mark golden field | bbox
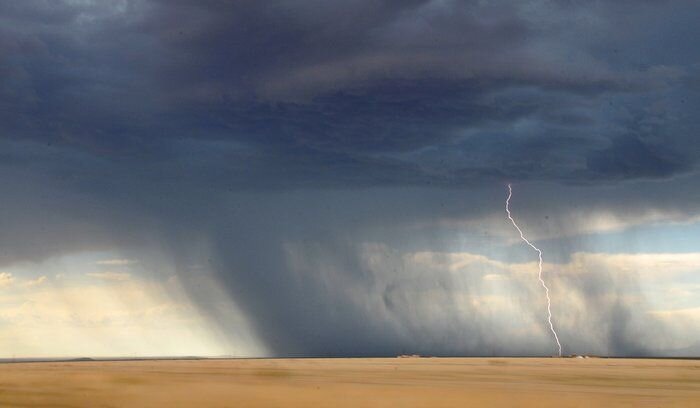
[0,357,698,407]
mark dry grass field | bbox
[0,357,698,407]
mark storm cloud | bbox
[1,0,700,356]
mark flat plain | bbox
[0,357,698,407]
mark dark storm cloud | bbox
[1,0,700,356]
[2,0,699,186]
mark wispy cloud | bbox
[95,259,138,266]
[0,273,14,288]
[649,306,700,318]
[482,273,509,282]
[86,271,131,281]
[23,276,47,287]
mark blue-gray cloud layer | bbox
[1,0,700,356]
[3,0,699,187]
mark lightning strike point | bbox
[505,184,563,357]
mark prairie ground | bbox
[0,357,698,407]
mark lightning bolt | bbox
[505,184,562,357]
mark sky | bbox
[1,0,699,358]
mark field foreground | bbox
[0,357,698,407]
